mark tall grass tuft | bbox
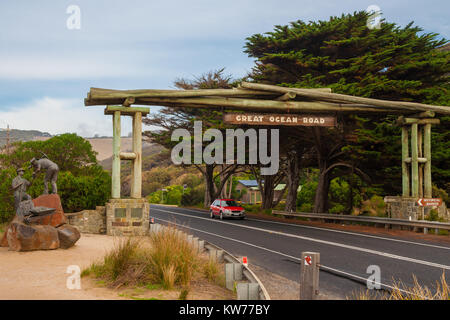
[83,224,224,293]
[350,271,449,300]
[146,225,198,287]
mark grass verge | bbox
[350,271,449,300]
[82,225,227,299]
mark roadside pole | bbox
[300,252,320,300]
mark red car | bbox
[210,199,246,220]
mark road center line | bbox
[155,215,423,297]
[175,206,450,251]
[151,207,450,271]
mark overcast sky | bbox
[0,0,448,137]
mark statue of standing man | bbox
[12,168,32,212]
[30,156,59,195]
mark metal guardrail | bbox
[272,210,450,233]
[204,242,271,300]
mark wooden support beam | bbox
[411,123,419,197]
[275,92,296,101]
[409,111,435,118]
[112,111,121,199]
[418,126,423,198]
[241,82,450,115]
[130,112,142,199]
[424,123,432,198]
[123,96,135,107]
[136,97,401,113]
[120,152,136,160]
[105,105,150,116]
[403,118,440,125]
[402,127,410,197]
[403,157,427,164]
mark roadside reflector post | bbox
[300,252,320,300]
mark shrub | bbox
[351,271,449,300]
[83,226,226,293]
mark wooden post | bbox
[130,112,142,199]
[401,127,410,197]
[411,123,419,197]
[424,123,432,198]
[418,126,423,198]
[112,111,121,199]
[300,252,320,300]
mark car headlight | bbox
[224,209,231,214]
[241,210,245,214]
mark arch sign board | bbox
[224,113,336,127]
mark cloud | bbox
[0,97,125,137]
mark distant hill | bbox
[0,128,52,147]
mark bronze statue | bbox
[11,168,32,211]
[30,156,59,195]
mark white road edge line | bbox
[172,206,450,251]
[152,207,450,271]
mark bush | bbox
[57,166,111,212]
[0,134,110,221]
[181,185,204,206]
[83,226,222,291]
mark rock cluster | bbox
[0,194,80,251]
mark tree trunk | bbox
[285,152,300,212]
[260,174,275,210]
[313,170,330,213]
[203,165,216,208]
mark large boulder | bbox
[32,194,67,227]
[1,194,81,250]
[6,222,60,251]
[56,224,81,249]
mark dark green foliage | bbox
[0,133,110,222]
[180,186,204,206]
[245,11,449,101]
[245,11,450,208]
[57,167,111,213]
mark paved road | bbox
[150,204,450,299]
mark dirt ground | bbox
[0,234,236,300]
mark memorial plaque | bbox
[114,208,126,218]
[131,208,143,218]
[223,113,336,126]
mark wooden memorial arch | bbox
[85,82,449,229]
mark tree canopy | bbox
[244,11,450,206]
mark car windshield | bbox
[222,200,238,207]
